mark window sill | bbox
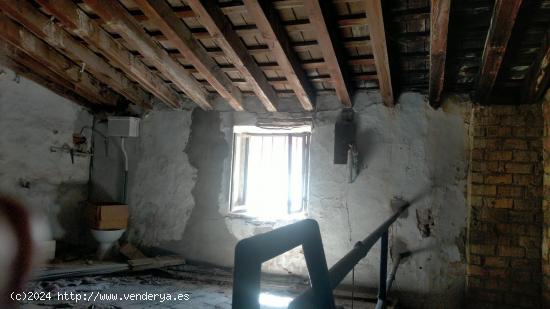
[225,212,306,224]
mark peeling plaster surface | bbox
[170,92,472,308]
[89,91,471,307]
[0,68,92,243]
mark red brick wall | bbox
[467,105,543,308]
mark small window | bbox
[230,125,311,219]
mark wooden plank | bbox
[522,27,550,103]
[0,13,118,106]
[36,0,183,109]
[365,0,394,106]
[243,0,315,110]
[186,0,278,112]
[476,0,523,102]
[0,0,151,109]
[135,0,243,111]
[304,0,353,107]
[0,43,95,108]
[83,0,212,110]
[428,0,451,107]
[128,256,186,271]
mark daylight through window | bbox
[230,126,311,219]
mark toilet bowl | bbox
[90,229,125,260]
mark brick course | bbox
[467,105,543,308]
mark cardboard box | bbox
[87,203,129,230]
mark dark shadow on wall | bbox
[178,109,238,261]
[55,181,90,245]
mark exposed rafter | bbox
[365,0,394,107]
[304,0,353,107]
[0,13,118,106]
[83,0,212,110]
[522,27,550,103]
[0,42,95,108]
[36,0,183,109]
[243,0,315,110]
[135,0,244,111]
[428,0,451,107]
[186,0,278,112]
[0,0,152,109]
[476,0,523,102]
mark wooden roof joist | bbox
[162,38,372,57]
[304,0,354,107]
[428,0,451,107]
[186,0,278,112]
[36,0,184,109]
[365,0,394,106]
[177,55,375,75]
[243,0,316,111]
[196,72,377,87]
[0,13,119,106]
[82,0,212,110]
[0,43,96,108]
[135,0,244,111]
[128,11,367,31]
[522,27,550,103]
[0,0,152,109]
[476,0,523,102]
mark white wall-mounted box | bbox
[107,116,140,137]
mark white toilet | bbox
[90,229,125,260]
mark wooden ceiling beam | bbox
[186,0,279,112]
[36,0,183,109]
[522,27,550,103]
[476,0,523,102]
[365,0,394,106]
[0,13,118,106]
[0,0,151,109]
[0,43,95,108]
[428,0,451,107]
[304,0,353,107]
[83,0,212,110]
[130,11,365,30]
[166,55,374,74]
[243,0,315,110]
[135,0,243,111]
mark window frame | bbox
[229,126,311,218]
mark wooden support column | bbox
[476,0,523,102]
[243,0,315,110]
[0,0,152,109]
[135,0,244,111]
[365,0,394,107]
[36,0,184,109]
[428,0,451,107]
[304,0,353,107]
[186,0,279,112]
[83,0,212,110]
[0,13,118,106]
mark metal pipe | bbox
[289,201,411,308]
[375,231,388,309]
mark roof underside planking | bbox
[0,0,548,112]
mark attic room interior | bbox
[0,0,550,308]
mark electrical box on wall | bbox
[334,109,355,164]
[107,116,140,137]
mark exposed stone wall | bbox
[467,105,543,308]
